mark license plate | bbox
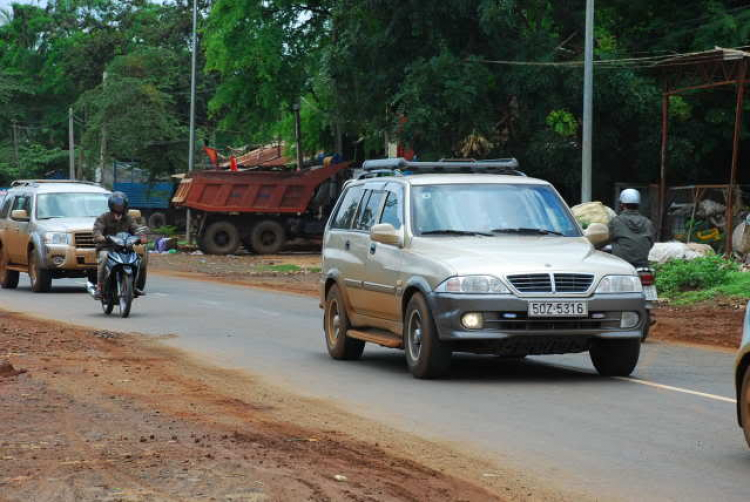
[528,301,588,318]
[643,285,658,301]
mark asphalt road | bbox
[1,274,748,501]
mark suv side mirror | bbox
[128,209,142,220]
[585,222,609,247]
[11,209,29,221]
[371,223,402,246]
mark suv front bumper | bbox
[43,244,97,270]
[427,292,646,343]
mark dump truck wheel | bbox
[250,220,286,255]
[148,211,168,229]
[202,221,240,255]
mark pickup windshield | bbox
[36,193,110,219]
[411,183,580,237]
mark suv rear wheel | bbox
[324,285,365,360]
[28,251,52,293]
[589,338,640,376]
[404,293,452,379]
[740,367,750,448]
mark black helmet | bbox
[108,191,129,215]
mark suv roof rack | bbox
[356,169,405,180]
[361,157,524,176]
[10,179,102,188]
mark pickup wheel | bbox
[324,285,365,360]
[589,338,640,376]
[201,221,240,255]
[404,293,452,379]
[28,251,52,293]
[740,367,750,449]
[0,249,19,289]
[249,220,286,255]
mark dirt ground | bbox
[0,312,577,502]
[149,253,746,350]
[149,252,321,297]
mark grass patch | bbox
[256,264,303,273]
[656,256,750,305]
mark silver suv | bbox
[0,180,146,292]
[320,159,646,379]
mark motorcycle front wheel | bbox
[118,272,134,319]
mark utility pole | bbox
[99,72,108,182]
[11,119,19,174]
[186,0,199,244]
[581,0,594,203]
[69,107,75,180]
[293,101,303,171]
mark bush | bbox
[655,256,739,297]
[152,225,179,236]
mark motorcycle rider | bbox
[92,192,147,299]
[609,188,655,267]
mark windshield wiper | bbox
[491,227,564,236]
[421,229,493,237]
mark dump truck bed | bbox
[172,162,351,214]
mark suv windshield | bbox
[36,193,110,220]
[412,183,580,237]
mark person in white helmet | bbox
[609,189,655,267]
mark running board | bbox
[347,329,403,348]
[6,265,26,272]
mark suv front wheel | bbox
[0,248,19,289]
[324,285,365,360]
[589,338,640,376]
[404,293,452,379]
[28,251,52,293]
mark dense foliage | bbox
[0,0,748,202]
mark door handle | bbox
[344,240,350,250]
[370,243,377,255]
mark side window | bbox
[380,190,403,230]
[355,190,385,231]
[0,196,12,219]
[331,187,364,230]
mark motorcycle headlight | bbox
[44,232,70,245]
[435,276,511,294]
[596,275,643,294]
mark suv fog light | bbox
[621,312,640,329]
[52,256,65,266]
[461,312,484,330]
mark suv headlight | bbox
[596,275,643,294]
[436,276,510,294]
[44,232,70,245]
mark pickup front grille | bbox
[506,273,594,294]
[74,232,96,249]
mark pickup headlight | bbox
[436,276,510,294]
[596,275,643,294]
[44,232,70,245]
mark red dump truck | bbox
[172,161,352,254]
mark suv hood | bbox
[36,217,97,233]
[410,236,635,277]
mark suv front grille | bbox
[553,273,594,293]
[74,232,96,249]
[507,274,552,293]
[506,273,594,294]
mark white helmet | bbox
[619,188,641,205]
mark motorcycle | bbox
[86,232,143,318]
[636,266,658,341]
